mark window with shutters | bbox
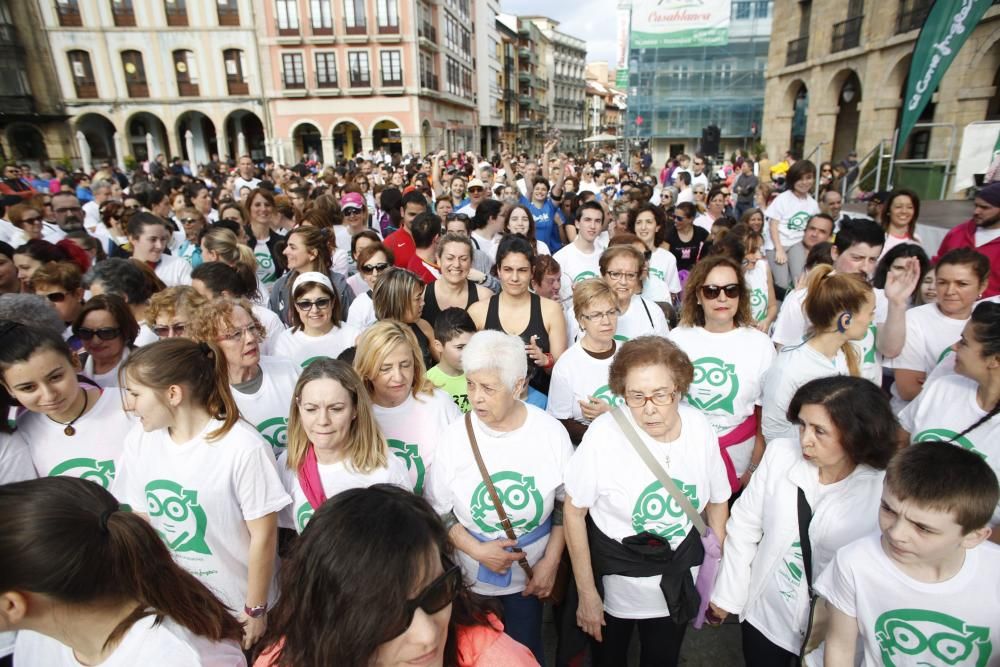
[224,49,248,94]
[111,0,135,26]
[315,52,338,88]
[282,52,305,88]
[276,0,300,34]
[348,51,370,87]
[67,50,96,98]
[173,49,199,96]
[164,0,187,26]
[121,50,148,97]
[310,0,332,34]
[380,50,401,86]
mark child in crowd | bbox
[818,443,1000,666]
[426,307,475,413]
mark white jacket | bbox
[711,438,884,653]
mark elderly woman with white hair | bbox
[425,329,574,664]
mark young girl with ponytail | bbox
[5,477,246,665]
[899,301,1000,530]
[113,338,291,649]
[761,265,878,442]
[199,226,262,301]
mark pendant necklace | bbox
[49,389,89,436]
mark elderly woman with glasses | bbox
[146,285,206,340]
[598,243,669,341]
[426,330,574,664]
[562,336,731,667]
[272,272,358,369]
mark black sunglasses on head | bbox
[383,565,462,640]
[76,327,121,341]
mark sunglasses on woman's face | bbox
[385,565,462,640]
[76,327,121,341]
[295,297,332,311]
[42,292,67,303]
[700,283,740,300]
[360,262,390,274]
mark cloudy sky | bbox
[499,0,619,65]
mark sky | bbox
[498,0,619,65]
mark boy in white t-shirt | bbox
[553,201,605,304]
[818,443,1000,667]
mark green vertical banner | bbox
[897,0,991,154]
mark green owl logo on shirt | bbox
[864,324,878,365]
[145,480,211,555]
[631,478,700,541]
[687,357,740,414]
[787,211,811,232]
[388,438,426,494]
[255,252,276,283]
[49,458,116,489]
[470,471,544,534]
[296,501,314,533]
[592,385,624,408]
[913,429,984,459]
[648,267,665,281]
[574,270,597,283]
[750,288,767,321]
[875,609,992,667]
[257,417,288,451]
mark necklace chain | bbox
[47,389,90,436]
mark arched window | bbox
[121,50,148,98]
[223,49,248,95]
[67,50,97,98]
[172,49,199,96]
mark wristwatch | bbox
[244,604,267,618]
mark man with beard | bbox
[934,181,1000,297]
[50,192,85,234]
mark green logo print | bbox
[648,267,665,281]
[913,429,984,459]
[145,480,211,555]
[255,252,277,283]
[573,270,597,283]
[296,501,314,533]
[631,478,700,540]
[864,324,878,365]
[750,288,767,321]
[613,333,631,342]
[787,211,811,232]
[257,417,288,451]
[388,438,426,494]
[48,458,116,489]
[938,346,954,363]
[300,355,331,369]
[687,357,739,414]
[777,540,805,601]
[875,609,993,667]
[470,471,544,534]
[592,384,624,408]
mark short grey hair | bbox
[462,330,527,391]
[0,294,66,337]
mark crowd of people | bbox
[0,143,998,667]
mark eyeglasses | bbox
[360,262,390,275]
[179,217,202,225]
[468,187,484,193]
[700,283,740,300]
[343,207,364,215]
[606,270,638,282]
[76,327,121,341]
[295,297,332,311]
[446,213,470,221]
[124,204,140,211]
[580,308,620,322]
[218,324,261,342]
[41,292,67,303]
[152,323,187,338]
[19,216,42,224]
[624,389,676,408]
[385,565,462,640]
[54,206,82,214]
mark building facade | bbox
[515,17,549,156]
[762,0,1000,186]
[527,17,587,151]
[624,0,772,161]
[38,0,268,167]
[475,0,502,156]
[496,14,520,151]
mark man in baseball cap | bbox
[933,181,1000,297]
[455,178,488,217]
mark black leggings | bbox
[741,621,798,667]
[593,612,687,667]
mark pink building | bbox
[259,0,479,162]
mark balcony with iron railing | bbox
[345,19,367,35]
[786,36,808,66]
[377,20,399,34]
[57,3,82,26]
[112,4,136,26]
[165,4,188,26]
[895,0,932,33]
[831,15,862,52]
[418,21,437,42]
[420,72,438,90]
[227,79,249,95]
[217,5,240,26]
[282,75,305,90]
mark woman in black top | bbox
[666,201,709,285]
[468,235,566,408]
[373,266,437,371]
[421,232,492,327]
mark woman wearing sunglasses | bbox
[7,203,44,246]
[422,233,492,329]
[268,225,353,326]
[146,286,206,340]
[346,241,394,331]
[30,261,85,344]
[272,272,357,369]
[72,293,139,388]
[174,207,206,268]
[0,322,133,491]
[668,257,775,493]
[256,484,537,667]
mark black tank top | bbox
[422,280,480,327]
[409,322,435,371]
[484,292,550,394]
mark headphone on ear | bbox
[836,312,853,333]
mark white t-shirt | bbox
[134,323,159,348]
[12,390,133,491]
[761,341,877,442]
[0,432,35,485]
[642,248,682,303]
[693,213,715,234]
[233,176,261,198]
[898,374,1000,525]
[547,341,620,423]
[271,324,359,369]
[553,242,602,304]
[83,348,129,389]
[277,449,411,533]
[372,389,461,495]
[425,405,573,596]
[744,261,772,324]
[887,303,968,413]
[564,405,730,619]
[975,226,1000,246]
[113,419,291,611]
[231,357,299,457]
[332,247,350,276]
[346,290,376,330]
[253,304,285,357]
[764,190,819,249]
[816,533,1000,667]
[14,616,246,667]
[154,253,193,287]
[616,295,670,341]
[669,326,775,474]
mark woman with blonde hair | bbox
[200,226,260,298]
[373,267,437,370]
[146,286,207,339]
[278,358,410,533]
[354,320,459,494]
[761,266,879,441]
[114,338,291,649]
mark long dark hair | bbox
[952,301,1000,442]
[259,485,497,667]
[0,477,243,649]
[872,242,930,293]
